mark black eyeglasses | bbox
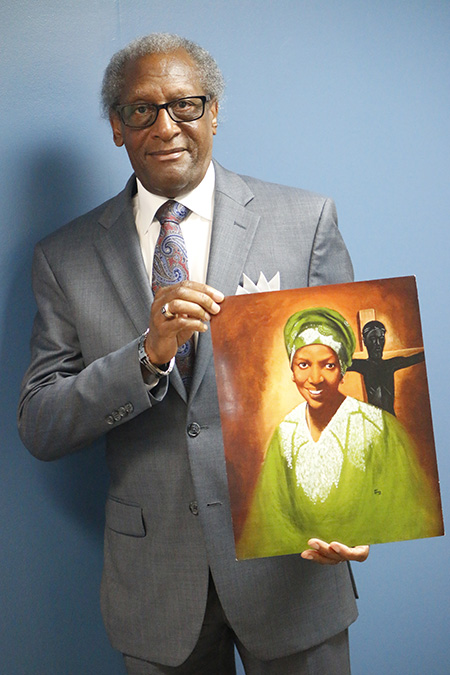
[115,95,212,129]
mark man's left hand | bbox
[301,539,370,565]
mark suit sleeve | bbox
[308,198,354,286]
[17,242,163,461]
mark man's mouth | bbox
[149,148,186,159]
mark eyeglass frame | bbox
[115,95,212,129]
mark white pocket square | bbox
[235,272,280,295]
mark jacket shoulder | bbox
[240,172,329,204]
[213,160,331,208]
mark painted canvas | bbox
[211,276,444,559]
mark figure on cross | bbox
[348,319,424,415]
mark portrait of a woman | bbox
[237,307,441,559]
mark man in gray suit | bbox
[18,34,368,674]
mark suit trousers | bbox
[123,573,351,675]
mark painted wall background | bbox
[1,1,448,673]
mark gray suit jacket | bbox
[18,161,357,666]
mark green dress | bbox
[237,397,441,559]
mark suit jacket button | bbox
[105,415,114,426]
[189,501,199,515]
[187,422,201,437]
[125,402,134,413]
[112,410,121,422]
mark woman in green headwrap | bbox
[237,307,441,559]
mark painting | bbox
[211,276,444,559]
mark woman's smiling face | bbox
[291,344,343,409]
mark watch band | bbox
[138,329,175,378]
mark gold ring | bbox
[161,303,175,319]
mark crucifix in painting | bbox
[348,308,425,416]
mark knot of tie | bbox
[152,200,191,291]
[155,199,191,226]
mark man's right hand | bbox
[144,281,224,366]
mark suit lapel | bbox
[94,177,152,336]
[190,162,260,400]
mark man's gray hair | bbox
[101,33,225,118]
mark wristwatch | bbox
[138,329,175,378]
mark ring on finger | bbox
[161,303,175,319]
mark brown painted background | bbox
[211,276,442,540]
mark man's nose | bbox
[151,108,181,139]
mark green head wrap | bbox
[284,307,356,375]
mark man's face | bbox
[109,49,218,198]
[364,328,385,359]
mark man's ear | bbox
[109,113,124,147]
[211,100,219,136]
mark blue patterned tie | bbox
[152,200,195,390]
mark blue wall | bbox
[2,2,449,673]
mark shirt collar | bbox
[134,161,215,234]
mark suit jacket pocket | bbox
[106,496,146,537]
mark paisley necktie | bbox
[152,200,195,390]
